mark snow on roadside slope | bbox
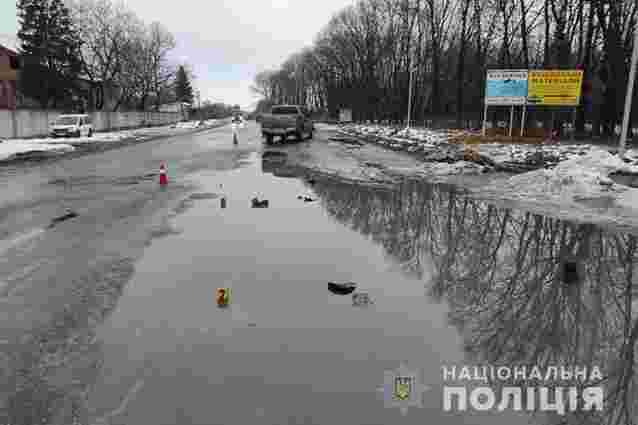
[0,140,74,161]
[0,120,229,161]
[424,161,486,177]
[491,148,638,203]
[6,128,153,145]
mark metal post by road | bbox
[482,103,488,136]
[619,25,638,154]
[508,105,514,137]
[407,67,416,129]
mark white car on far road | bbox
[50,114,94,138]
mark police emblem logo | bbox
[377,363,430,415]
[394,376,413,401]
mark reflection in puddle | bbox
[6,152,637,425]
[306,176,637,425]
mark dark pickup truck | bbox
[260,105,314,144]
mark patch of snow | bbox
[176,120,203,129]
[0,141,74,161]
[202,119,220,126]
[496,148,638,202]
[615,188,638,210]
[427,161,485,176]
[7,129,145,145]
[315,123,340,131]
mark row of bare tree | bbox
[65,0,186,111]
[253,0,638,134]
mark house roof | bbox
[0,34,19,55]
[0,43,17,58]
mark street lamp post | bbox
[619,25,638,155]
[407,66,417,129]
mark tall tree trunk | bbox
[543,0,552,132]
[519,0,530,68]
[456,0,470,127]
[576,0,595,134]
[544,0,551,66]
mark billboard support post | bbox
[482,103,488,136]
[520,105,527,137]
[509,105,514,137]
[619,24,638,154]
[571,107,577,142]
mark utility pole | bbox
[619,23,638,154]
[295,58,299,104]
[43,0,50,111]
[407,66,417,129]
[196,90,201,120]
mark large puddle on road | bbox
[6,149,635,425]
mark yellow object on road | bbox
[217,287,231,307]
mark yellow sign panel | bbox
[527,70,583,106]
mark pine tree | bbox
[17,0,82,109]
[174,65,194,104]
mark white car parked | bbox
[50,114,94,138]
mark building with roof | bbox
[0,43,18,109]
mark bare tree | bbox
[68,0,141,110]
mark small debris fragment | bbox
[561,261,580,285]
[47,209,78,228]
[189,192,219,200]
[251,198,269,208]
[352,292,372,307]
[303,197,315,202]
[364,162,383,168]
[328,281,357,295]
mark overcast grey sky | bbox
[1,0,354,110]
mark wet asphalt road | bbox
[0,122,634,425]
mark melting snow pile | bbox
[0,140,74,161]
[498,148,638,201]
[340,124,449,148]
[8,130,140,145]
[176,120,202,129]
[427,161,485,176]
[202,119,220,126]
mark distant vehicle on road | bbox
[260,105,314,144]
[50,114,93,138]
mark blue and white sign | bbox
[485,70,528,105]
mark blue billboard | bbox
[485,70,528,105]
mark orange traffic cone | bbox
[159,162,168,186]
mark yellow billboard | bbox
[527,70,583,106]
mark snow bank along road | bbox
[0,119,228,164]
[288,123,638,232]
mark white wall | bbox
[0,110,183,139]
